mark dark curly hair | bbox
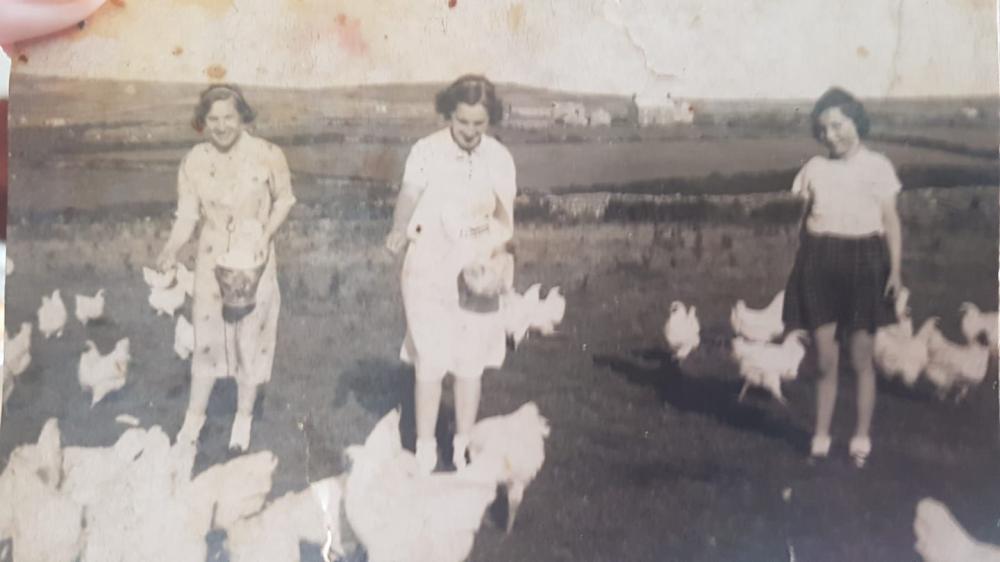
[811,87,870,140]
[434,75,504,125]
[191,84,257,133]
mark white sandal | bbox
[810,434,831,460]
[849,436,871,468]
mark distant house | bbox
[631,93,695,126]
[588,108,613,127]
[505,103,551,129]
[959,106,980,120]
[551,101,588,126]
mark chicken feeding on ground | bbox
[75,289,106,326]
[532,286,566,336]
[142,266,175,290]
[467,402,550,533]
[148,282,186,318]
[502,284,541,348]
[3,322,33,403]
[174,315,195,360]
[874,313,937,387]
[731,330,808,405]
[914,498,1000,562]
[175,263,195,298]
[78,338,131,406]
[38,289,68,339]
[344,409,503,562]
[959,302,998,356]
[730,290,785,343]
[663,300,700,361]
[924,318,990,402]
[223,475,345,562]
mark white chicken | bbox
[344,409,502,562]
[663,300,700,361]
[730,290,785,343]
[914,498,1000,562]
[874,315,937,387]
[731,330,808,405]
[149,283,186,318]
[142,266,175,290]
[38,289,68,339]
[502,284,541,348]
[174,315,195,360]
[75,289,106,326]
[468,402,550,533]
[532,286,566,335]
[3,322,33,403]
[78,338,131,406]
[924,319,990,402]
[175,263,195,298]
[959,302,998,355]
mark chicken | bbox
[502,284,540,348]
[174,314,195,360]
[78,338,131,406]
[468,402,550,533]
[663,300,700,361]
[532,286,566,335]
[3,322,33,403]
[731,330,808,405]
[142,266,175,290]
[874,315,937,387]
[924,319,990,402]
[914,498,1000,562]
[175,263,195,298]
[38,289,67,339]
[223,475,345,562]
[959,302,998,355]
[75,289,106,326]
[149,282,186,318]
[344,409,502,562]
[730,290,785,343]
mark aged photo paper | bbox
[0,1,998,560]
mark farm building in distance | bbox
[630,93,695,126]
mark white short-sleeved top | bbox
[402,127,517,248]
[792,146,902,237]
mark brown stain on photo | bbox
[448,0,457,8]
[856,46,870,58]
[334,13,368,56]
[206,64,228,80]
[508,3,525,33]
[172,46,184,56]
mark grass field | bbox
[1,182,997,561]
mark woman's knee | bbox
[849,331,876,374]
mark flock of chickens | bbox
[664,288,998,405]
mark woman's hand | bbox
[885,269,903,299]
[384,229,409,255]
[253,236,271,264]
[156,248,177,272]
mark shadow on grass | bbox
[594,348,809,451]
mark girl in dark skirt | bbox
[783,87,904,468]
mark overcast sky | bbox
[10,0,999,99]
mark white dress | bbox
[175,133,296,385]
[398,128,517,380]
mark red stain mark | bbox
[334,13,368,56]
[205,64,227,80]
[448,0,457,7]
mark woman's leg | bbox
[452,375,482,469]
[177,375,214,444]
[848,329,877,459]
[812,323,839,454]
[414,368,444,473]
[229,381,259,451]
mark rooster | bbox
[78,338,131,406]
[75,289,106,326]
[924,319,990,402]
[467,402,550,533]
[38,289,68,339]
[663,300,700,361]
[874,314,936,387]
[731,330,808,405]
[730,290,785,343]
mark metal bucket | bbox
[214,258,265,323]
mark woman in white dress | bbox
[385,75,517,473]
[157,84,296,452]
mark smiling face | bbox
[816,106,861,158]
[205,97,244,152]
[449,102,490,152]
